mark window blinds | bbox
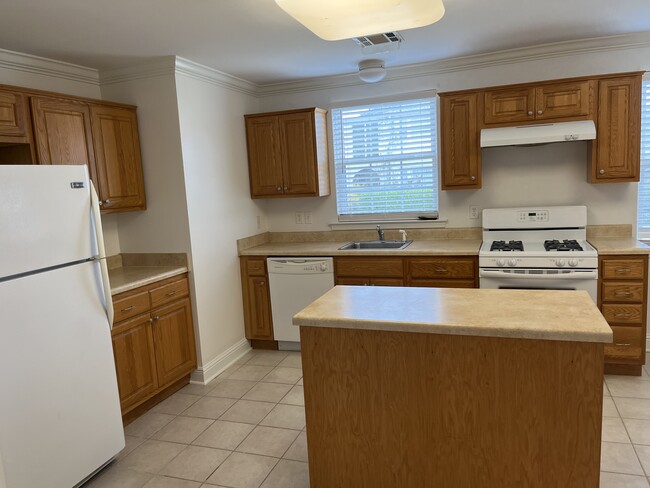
[331,97,438,221]
[638,80,650,238]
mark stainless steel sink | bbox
[338,240,413,250]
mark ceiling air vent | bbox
[353,32,403,54]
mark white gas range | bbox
[478,206,598,302]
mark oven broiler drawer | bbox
[605,326,644,361]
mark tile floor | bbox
[85,350,650,488]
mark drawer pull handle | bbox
[614,291,633,297]
[614,313,633,319]
[614,342,631,347]
[166,290,177,297]
[434,268,449,273]
[120,305,135,312]
[615,268,632,274]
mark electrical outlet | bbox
[295,212,304,224]
[304,212,312,224]
[469,206,480,219]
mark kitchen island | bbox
[293,286,612,488]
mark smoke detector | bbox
[353,32,403,54]
[358,59,386,83]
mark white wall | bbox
[174,71,263,372]
[258,44,650,233]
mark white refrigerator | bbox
[0,165,124,488]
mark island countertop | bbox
[293,285,612,343]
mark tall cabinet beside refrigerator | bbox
[0,166,124,488]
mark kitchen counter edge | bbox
[109,266,189,296]
[588,238,650,255]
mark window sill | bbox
[329,219,448,230]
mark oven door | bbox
[479,268,598,303]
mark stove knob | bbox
[508,258,517,267]
[568,259,579,267]
[496,258,505,267]
[556,259,566,267]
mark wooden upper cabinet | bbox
[482,80,593,125]
[90,105,146,212]
[245,108,329,198]
[0,89,30,142]
[30,96,97,176]
[440,93,481,189]
[589,75,642,183]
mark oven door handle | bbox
[479,269,598,280]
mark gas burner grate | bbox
[490,240,524,252]
[544,239,584,252]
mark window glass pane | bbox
[638,80,650,237]
[331,97,438,220]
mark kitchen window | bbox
[638,80,650,239]
[331,96,438,222]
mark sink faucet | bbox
[376,225,385,241]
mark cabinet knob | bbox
[105,199,110,205]
[260,281,265,286]
[153,316,160,321]
[527,111,533,116]
[277,186,282,192]
[599,169,605,175]
[283,186,288,191]
[98,200,103,207]
[148,318,154,324]
[470,175,476,181]
[537,110,543,115]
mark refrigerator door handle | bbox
[90,181,114,329]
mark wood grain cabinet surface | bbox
[599,255,648,375]
[111,274,196,416]
[245,108,329,198]
[0,89,31,142]
[240,257,275,341]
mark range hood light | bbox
[274,0,445,41]
[480,120,597,148]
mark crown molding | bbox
[98,57,177,85]
[174,57,258,96]
[0,47,99,85]
[257,31,650,97]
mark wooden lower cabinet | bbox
[111,274,196,416]
[240,257,274,341]
[599,255,648,375]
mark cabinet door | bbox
[591,76,641,182]
[245,115,284,197]
[535,81,592,120]
[0,90,29,141]
[90,105,146,212]
[244,275,275,340]
[440,94,481,189]
[278,111,317,195]
[112,314,158,411]
[151,297,197,387]
[31,96,97,177]
[483,87,535,125]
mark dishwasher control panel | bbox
[267,258,333,274]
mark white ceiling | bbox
[2,0,650,85]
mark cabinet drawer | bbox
[409,258,476,280]
[335,257,404,278]
[601,282,644,303]
[602,304,644,325]
[113,291,150,323]
[410,279,476,289]
[246,258,267,277]
[602,259,646,280]
[605,326,644,362]
[150,277,190,309]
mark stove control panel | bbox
[518,210,549,222]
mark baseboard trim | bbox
[190,338,251,385]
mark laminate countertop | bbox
[108,266,188,295]
[293,285,612,343]
[588,238,650,255]
[239,239,482,256]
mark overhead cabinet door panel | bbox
[441,94,480,189]
[246,115,284,197]
[279,112,316,195]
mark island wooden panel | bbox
[300,326,603,488]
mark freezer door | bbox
[0,165,98,279]
[0,261,124,488]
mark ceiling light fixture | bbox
[274,0,445,41]
[358,59,386,83]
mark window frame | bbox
[637,76,650,240]
[328,92,440,222]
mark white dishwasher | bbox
[267,257,334,350]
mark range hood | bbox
[480,120,596,148]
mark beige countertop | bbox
[293,285,612,344]
[588,238,650,255]
[108,265,188,295]
[239,239,482,256]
